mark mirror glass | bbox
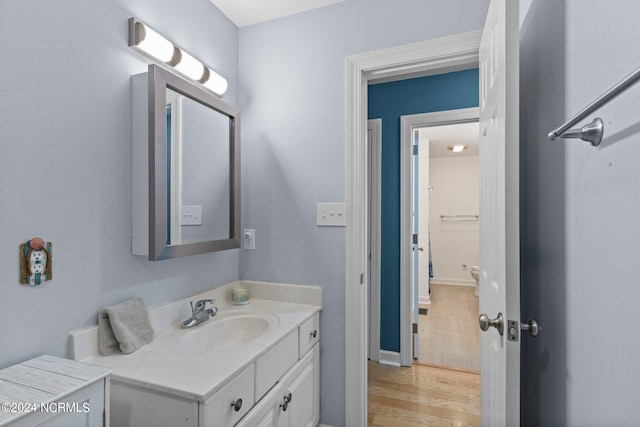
[166,88,230,245]
[149,65,240,260]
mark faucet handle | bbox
[193,299,216,313]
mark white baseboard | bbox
[419,295,431,305]
[318,424,335,427]
[430,278,476,287]
[378,350,401,367]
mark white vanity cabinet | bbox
[235,343,319,427]
[0,355,111,427]
[70,282,323,427]
[105,311,320,427]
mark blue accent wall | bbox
[368,68,479,352]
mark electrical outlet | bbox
[243,229,255,250]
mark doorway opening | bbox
[367,109,482,425]
[412,119,480,372]
[345,30,483,425]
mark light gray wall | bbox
[0,0,239,368]
[428,156,480,284]
[520,1,640,425]
[238,1,489,425]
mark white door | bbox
[478,0,520,426]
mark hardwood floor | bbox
[418,284,479,371]
[368,360,480,426]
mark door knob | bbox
[521,318,541,337]
[479,312,504,336]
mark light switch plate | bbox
[317,203,346,226]
[181,205,202,225]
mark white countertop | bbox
[83,297,320,402]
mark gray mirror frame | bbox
[148,64,240,260]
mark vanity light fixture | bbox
[447,144,467,153]
[128,18,228,97]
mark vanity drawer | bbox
[254,330,298,401]
[201,364,254,426]
[298,312,320,358]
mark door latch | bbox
[508,318,541,342]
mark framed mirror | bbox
[148,64,240,260]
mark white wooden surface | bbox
[0,355,111,427]
[479,0,520,425]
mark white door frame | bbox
[367,119,382,362]
[345,30,481,425]
[399,108,479,367]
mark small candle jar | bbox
[232,287,250,305]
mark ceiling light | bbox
[129,18,228,97]
[447,145,467,153]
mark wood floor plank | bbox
[368,361,480,427]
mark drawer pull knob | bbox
[231,398,243,412]
[280,392,293,411]
[310,330,317,338]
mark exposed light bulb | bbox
[130,18,228,98]
[174,49,205,81]
[135,23,174,63]
[203,67,229,96]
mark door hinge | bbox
[413,145,419,155]
[412,234,418,244]
[412,323,418,334]
[360,273,364,284]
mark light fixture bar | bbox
[128,17,228,97]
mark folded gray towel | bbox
[98,297,154,355]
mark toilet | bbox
[471,266,480,296]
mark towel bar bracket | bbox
[548,117,604,147]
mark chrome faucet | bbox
[181,299,218,329]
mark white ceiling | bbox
[418,122,480,158]
[210,0,347,27]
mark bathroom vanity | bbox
[69,281,321,427]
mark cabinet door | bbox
[282,343,319,427]
[238,343,319,427]
[235,383,284,427]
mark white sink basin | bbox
[179,309,279,353]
